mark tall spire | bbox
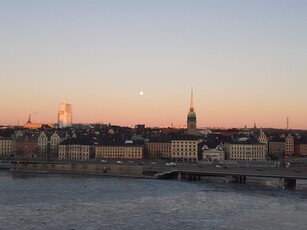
[190,89,194,111]
[27,114,31,123]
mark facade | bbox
[15,134,39,158]
[95,145,143,160]
[58,102,72,128]
[37,131,67,159]
[268,140,285,157]
[58,138,94,160]
[257,130,268,156]
[146,140,172,160]
[202,144,225,161]
[187,90,197,135]
[0,137,15,156]
[58,144,93,160]
[294,141,307,156]
[171,139,199,162]
[224,141,266,161]
[50,132,65,158]
[285,134,294,156]
[38,132,49,158]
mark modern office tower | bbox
[187,90,197,135]
[58,101,72,128]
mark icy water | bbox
[0,171,307,230]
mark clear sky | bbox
[1,0,307,129]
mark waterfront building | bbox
[268,138,285,157]
[187,90,197,135]
[58,138,94,160]
[285,134,294,156]
[50,132,66,158]
[224,141,266,161]
[15,134,39,158]
[294,140,307,157]
[171,136,200,162]
[146,138,172,160]
[95,144,143,160]
[257,130,268,156]
[37,131,68,159]
[0,137,15,156]
[38,132,49,158]
[58,102,72,128]
[202,144,225,161]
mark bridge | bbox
[154,167,307,189]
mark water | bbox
[0,171,307,230]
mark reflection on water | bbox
[0,171,307,230]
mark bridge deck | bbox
[156,169,307,180]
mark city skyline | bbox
[1,1,307,129]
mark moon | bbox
[139,91,144,96]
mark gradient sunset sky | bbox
[1,1,307,129]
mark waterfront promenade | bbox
[3,159,307,188]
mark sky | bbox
[1,0,307,129]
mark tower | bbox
[187,90,197,135]
[58,102,72,128]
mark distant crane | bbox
[27,112,39,123]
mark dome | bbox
[187,111,196,121]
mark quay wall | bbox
[11,162,145,177]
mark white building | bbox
[58,102,72,128]
[257,130,268,156]
[224,141,266,161]
[50,132,66,158]
[38,132,48,158]
[202,144,225,161]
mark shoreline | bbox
[9,169,156,180]
[10,162,155,179]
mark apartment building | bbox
[224,141,266,161]
[58,139,94,160]
[95,144,143,160]
[171,139,199,162]
[146,138,172,160]
[0,137,15,156]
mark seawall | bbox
[10,162,150,178]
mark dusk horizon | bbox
[1,1,307,129]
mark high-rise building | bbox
[58,102,72,128]
[187,90,197,135]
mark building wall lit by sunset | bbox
[58,102,72,128]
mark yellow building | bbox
[95,145,143,160]
[0,137,15,156]
[171,139,199,162]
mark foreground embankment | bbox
[11,162,151,178]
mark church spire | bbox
[187,89,197,135]
[190,89,194,111]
